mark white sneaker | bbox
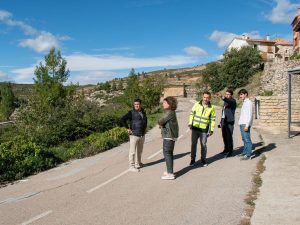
[135,163,143,169]
[129,167,140,172]
[161,173,175,180]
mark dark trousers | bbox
[221,120,234,154]
[191,129,207,161]
[163,139,175,174]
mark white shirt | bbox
[238,98,253,127]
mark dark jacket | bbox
[120,108,147,136]
[158,110,179,139]
[221,97,236,123]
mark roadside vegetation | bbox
[0,82,17,121]
[202,46,263,93]
[0,48,164,183]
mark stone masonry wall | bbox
[262,60,300,96]
[258,96,300,127]
[163,87,185,98]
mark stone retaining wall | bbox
[163,87,186,98]
[257,96,300,127]
[262,60,300,95]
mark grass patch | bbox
[239,154,266,225]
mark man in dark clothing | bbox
[120,99,147,172]
[219,89,237,157]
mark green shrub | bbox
[290,52,300,60]
[0,136,60,183]
[261,90,273,96]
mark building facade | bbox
[227,35,293,62]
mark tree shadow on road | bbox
[143,152,190,168]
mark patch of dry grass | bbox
[239,154,266,225]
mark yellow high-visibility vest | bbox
[189,101,216,132]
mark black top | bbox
[120,108,147,136]
[221,97,236,123]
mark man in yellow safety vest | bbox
[188,91,216,167]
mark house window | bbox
[253,44,258,49]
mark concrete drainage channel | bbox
[239,151,267,225]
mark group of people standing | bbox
[120,88,253,180]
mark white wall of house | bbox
[227,39,250,50]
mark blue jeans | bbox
[239,124,252,157]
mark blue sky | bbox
[0,0,299,84]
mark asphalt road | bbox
[0,98,261,225]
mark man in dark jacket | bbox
[120,99,147,172]
[219,89,236,157]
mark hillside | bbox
[145,64,206,86]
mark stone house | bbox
[227,35,293,62]
[292,8,300,53]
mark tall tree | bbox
[123,68,140,106]
[34,48,70,106]
[222,46,262,89]
[202,46,263,92]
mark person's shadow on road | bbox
[143,152,190,168]
[174,142,276,179]
[175,160,203,178]
[251,142,276,159]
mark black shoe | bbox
[220,150,228,155]
[189,159,195,166]
[225,153,233,158]
[201,160,208,167]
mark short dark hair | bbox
[238,89,248,95]
[163,96,178,110]
[226,89,233,95]
[133,98,142,103]
[203,91,211,97]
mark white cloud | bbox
[0,10,11,20]
[11,66,36,83]
[209,31,237,48]
[11,53,198,84]
[65,54,197,71]
[265,0,299,24]
[0,9,37,35]
[0,71,11,82]
[209,30,264,48]
[19,31,60,53]
[93,47,132,52]
[217,54,224,60]
[183,46,207,57]
[0,9,70,52]
[243,31,263,39]
[68,71,117,85]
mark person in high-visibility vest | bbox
[188,91,216,167]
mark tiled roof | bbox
[273,38,292,45]
[246,39,276,44]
